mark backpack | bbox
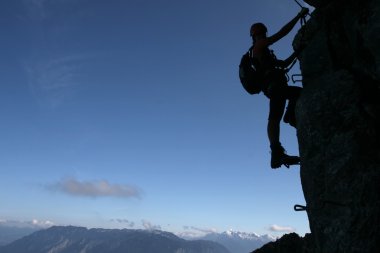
[238,47,263,95]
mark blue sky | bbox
[0,0,310,237]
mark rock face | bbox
[294,0,380,252]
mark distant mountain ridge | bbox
[0,226,230,253]
[0,226,40,246]
[199,230,275,253]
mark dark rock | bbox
[303,0,324,8]
[251,233,313,253]
[293,0,380,252]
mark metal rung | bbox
[294,204,307,211]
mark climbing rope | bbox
[285,59,298,73]
[293,0,312,17]
[289,0,311,84]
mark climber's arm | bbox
[266,8,309,45]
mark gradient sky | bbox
[0,0,311,237]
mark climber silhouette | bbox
[250,7,308,168]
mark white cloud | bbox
[180,226,218,238]
[141,220,161,231]
[48,177,142,199]
[110,219,135,228]
[22,0,93,108]
[183,226,217,234]
[25,55,88,108]
[269,224,295,233]
[0,219,54,228]
[176,231,204,239]
[31,219,54,227]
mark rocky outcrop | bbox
[251,233,313,253]
[293,0,380,252]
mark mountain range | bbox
[0,226,40,246]
[0,225,275,253]
[199,230,275,253]
[0,226,230,253]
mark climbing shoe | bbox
[270,144,300,169]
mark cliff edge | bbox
[294,0,380,252]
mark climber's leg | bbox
[267,92,285,146]
[268,93,300,168]
[283,86,302,128]
[270,143,300,169]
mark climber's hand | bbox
[298,7,309,17]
